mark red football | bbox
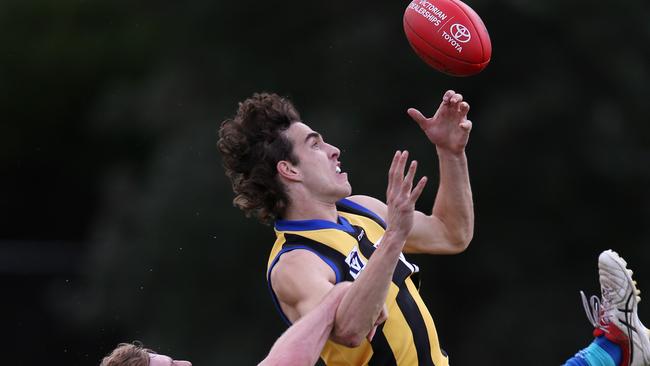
[403,0,492,76]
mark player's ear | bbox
[277,160,301,182]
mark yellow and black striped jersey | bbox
[267,198,449,366]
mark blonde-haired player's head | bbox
[100,342,191,366]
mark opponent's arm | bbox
[271,151,426,347]
[258,282,352,366]
[350,90,474,255]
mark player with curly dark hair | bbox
[217,92,302,224]
[217,90,475,365]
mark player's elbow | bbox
[450,241,470,254]
[447,225,474,253]
[448,234,473,254]
[331,327,365,348]
[259,354,312,366]
[332,334,364,348]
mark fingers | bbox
[387,150,408,200]
[443,90,471,114]
[458,102,469,117]
[414,91,470,126]
[367,305,389,342]
[447,92,465,116]
[442,90,455,104]
[402,160,417,195]
[377,305,389,324]
[409,176,428,204]
[407,108,427,128]
[399,151,408,173]
[395,151,408,181]
[387,150,400,194]
[366,325,378,342]
[459,101,470,115]
[460,119,472,132]
[387,150,427,205]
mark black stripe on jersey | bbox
[337,199,387,229]
[283,233,349,282]
[368,323,397,366]
[355,229,413,286]
[395,287,435,366]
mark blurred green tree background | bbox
[2,0,649,364]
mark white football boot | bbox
[581,250,650,366]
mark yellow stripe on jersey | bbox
[384,283,419,365]
[405,280,447,366]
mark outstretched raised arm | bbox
[350,90,474,254]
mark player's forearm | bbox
[258,326,331,366]
[432,149,474,248]
[259,289,340,366]
[331,232,404,346]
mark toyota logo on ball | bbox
[450,23,471,43]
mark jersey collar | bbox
[274,215,355,233]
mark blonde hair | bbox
[100,342,152,366]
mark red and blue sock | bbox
[563,336,622,366]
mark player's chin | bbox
[341,182,353,197]
[332,182,352,199]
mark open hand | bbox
[407,90,472,154]
[385,151,428,241]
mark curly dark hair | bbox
[217,92,301,224]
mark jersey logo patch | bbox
[345,246,366,279]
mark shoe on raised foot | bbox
[581,249,650,366]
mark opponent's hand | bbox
[384,151,428,241]
[366,305,389,342]
[407,90,472,154]
[324,282,353,308]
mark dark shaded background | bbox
[2,0,649,364]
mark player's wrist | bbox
[435,146,467,159]
[381,229,408,249]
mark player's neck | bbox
[283,195,339,223]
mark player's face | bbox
[284,122,351,200]
[149,353,192,366]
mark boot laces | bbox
[580,290,614,332]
